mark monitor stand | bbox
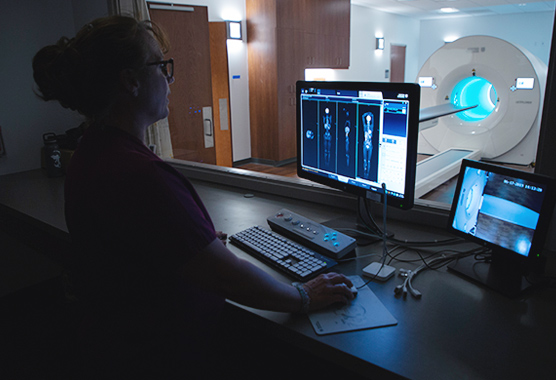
[321,214,382,246]
[321,197,393,247]
[447,253,533,298]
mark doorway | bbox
[390,44,406,83]
[148,3,217,164]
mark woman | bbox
[33,16,355,377]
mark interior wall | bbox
[0,1,77,175]
[333,5,421,83]
[71,0,109,32]
[418,11,555,71]
[0,0,108,176]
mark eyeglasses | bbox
[146,58,174,79]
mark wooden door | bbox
[278,28,305,160]
[148,3,216,164]
[209,22,233,167]
[390,44,406,83]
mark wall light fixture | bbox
[226,21,242,40]
[376,37,385,50]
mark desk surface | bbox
[1,169,555,380]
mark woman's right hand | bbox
[303,273,356,311]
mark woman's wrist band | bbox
[292,282,310,313]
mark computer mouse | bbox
[350,285,358,296]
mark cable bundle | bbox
[334,193,490,298]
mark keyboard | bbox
[229,225,337,281]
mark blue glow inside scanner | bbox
[414,36,547,198]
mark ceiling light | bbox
[439,7,459,13]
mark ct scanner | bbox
[414,35,547,198]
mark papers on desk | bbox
[308,275,397,335]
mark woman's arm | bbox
[180,237,355,313]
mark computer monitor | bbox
[296,81,421,210]
[447,159,555,296]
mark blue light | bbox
[451,77,497,122]
[514,235,532,256]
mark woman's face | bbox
[135,34,174,127]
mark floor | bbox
[237,162,299,178]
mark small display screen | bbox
[516,78,535,90]
[418,77,434,88]
[450,160,554,257]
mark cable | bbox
[358,183,389,289]
[381,183,388,267]
[360,195,385,236]
[351,187,486,298]
[336,252,382,263]
[394,246,489,299]
[337,226,463,253]
[395,269,421,298]
[357,196,464,247]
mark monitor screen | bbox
[296,81,421,210]
[449,159,555,259]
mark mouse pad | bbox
[308,275,398,335]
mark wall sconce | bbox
[376,37,385,50]
[226,21,242,40]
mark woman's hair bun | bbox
[32,36,81,111]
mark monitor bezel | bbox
[296,80,421,210]
[448,159,555,264]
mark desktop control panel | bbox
[267,209,357,259]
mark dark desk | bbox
[1,169,555,379]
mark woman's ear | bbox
[119,69,140,97]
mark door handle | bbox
[204,118,213,136]
[202,106,214,148]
